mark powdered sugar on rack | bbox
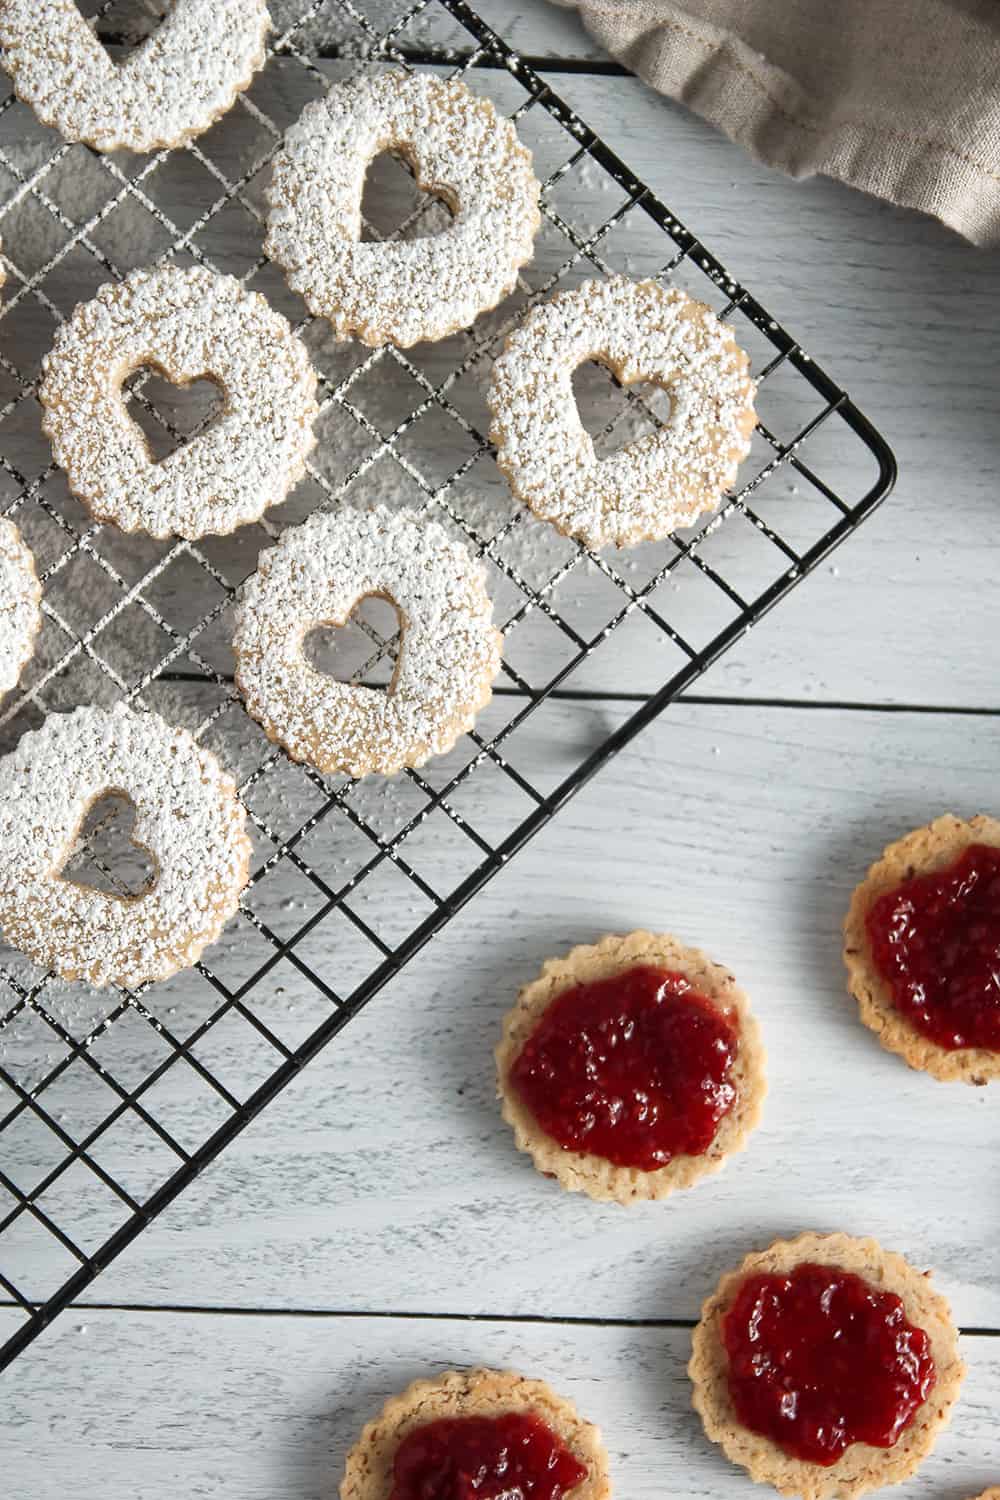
[0,518,41,701]
[0,0,270,153]
[39,264,319,541]
[233,505,503,778]
[265,70,541,347]
[0,704,251,988]
[488,276,757,550]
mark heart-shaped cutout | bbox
[123,363,225,464]
[60,790,158,900]
[74,0,169,65]
[360,149,456,244]
[571,358,674,460]
[304,593,402,692]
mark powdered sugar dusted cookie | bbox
[266,71,541,346]
[39,264,318,540]
[0,0,270,153]
[690,1232,964,1500]
[0,517,41,701]
[844,813,1000,1083]
[233,506,502,778]
[341,1369,610,1500]
[0,703,251,987]
[496,931,765,1204]
[488,276,757,549]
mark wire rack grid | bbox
[0,0,895,1369]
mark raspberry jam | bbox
[865,842,1000,1050]
[509,964,738,1170]
[390,1413,588,1500]
[722,1263,936,1466]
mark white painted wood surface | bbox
[5,701,1000,1325]
[4,7,1000,1497]
[4,1308,999,1500]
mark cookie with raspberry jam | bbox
[690,1231,964,1500]
[844,813,1000,1083]
[495,931,766,1204]
[340,1369,609,1500]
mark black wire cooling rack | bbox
[0,0,895,1369]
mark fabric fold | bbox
[551,0,1000,245]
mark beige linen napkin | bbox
[551,0,1000,245]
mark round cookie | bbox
[341,1369,610,1500]
[496,931,766,1204]
[844,813,1000,1084]
[0,703,251,987]
[39,264,318,540]
[266,70,541,347]
[0,516,41,701]
[233,506,503,778]
[0,0,270,153]
[487,276,757,549]
[689,1231,965,1500]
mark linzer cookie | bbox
[0,704,251,987]
[0,0,270,153]
[0,517,41,702]
[690,1232,964,1500]
[488,276,757,549]
[233,506,503,778]
[341,1370,610,1500]
[496,931,766,1203]
[266,71,541,346]
[844,814,1000,1083]
[39,264,318,540]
